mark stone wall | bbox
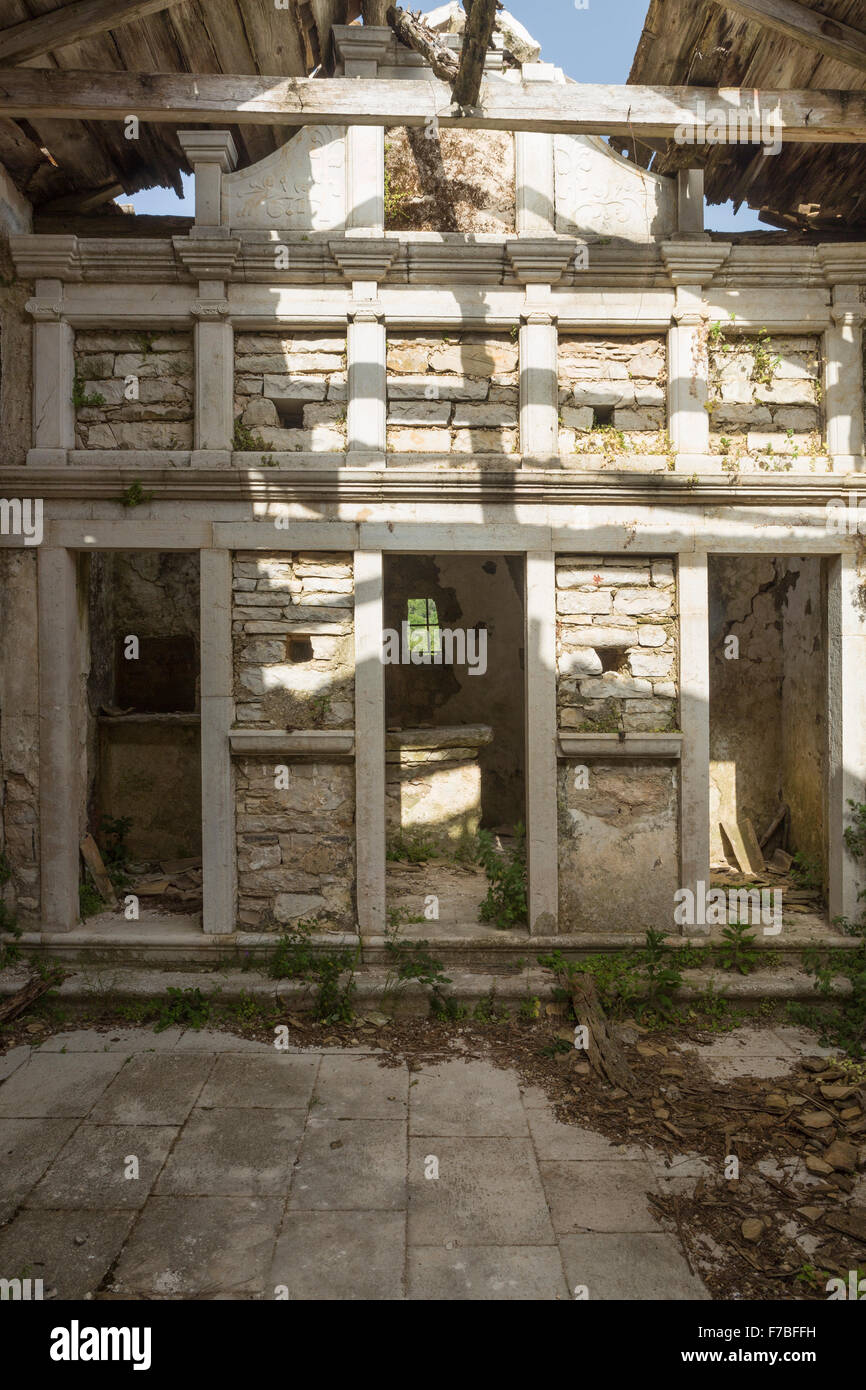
[557,335,668,464]
[233,332,347,453]
[0,549,40,924]
[384,127,515,233]
[386,726,490,853]
[232,551,355,930]
[387,332,519,454]
[556,557,677,734]
[708,332,823,470]
[73,331,193,450]
[558,762,679,933]
[232,552,354,729]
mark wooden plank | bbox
[0,0,187,64]
[714,0,866,76]
[0,69,866,140]
[79,833,119,907]
[720,819,765,875]
[741,817,766,872]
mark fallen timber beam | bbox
[0,70,865,141]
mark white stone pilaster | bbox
[38,547,82,932]
[519,309,559,460]
[200,548,236,934]
[516,132,555,234]
[27,281,73,464]
[827,554,866,923]
[824,294,865,470]
[354,547,386,935]
[678,553,711,934]
[193,294,233,456]
[347,294,387,456]
[526,550,558,934]
[668,288,710,457]
[661,243,731,469]
[819,248,866,472]
[177,131,237,230]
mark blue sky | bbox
[121,0,762,230]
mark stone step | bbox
[0,960,853,1017]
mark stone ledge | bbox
[229,728,354,758]
[386,724,493,752]
[558,731,683,759]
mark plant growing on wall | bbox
[233,416,267,451]
[120,480,154,508]
[477,824,527,930]
[71,375,105,409]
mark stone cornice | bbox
[818,244,866,285]
[10,233,863,295]
[660,241,732,285]
[329,237,399,283]
[3,465,862,512]
[11,234,81,281]
[506,238,577,284]
[172,235,241,280]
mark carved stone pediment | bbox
[221,127,347,232]
[554,135,676,243]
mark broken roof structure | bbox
[629,0,866,232]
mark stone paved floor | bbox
[0,1026,722,1300]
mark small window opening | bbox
[600,646,628,674]
[274,400,306,428]
[593,405,615,427]
[407,597,441,657]
[289,636,314,663]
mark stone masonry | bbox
[73,331,193,450]
[233,332,347,453]
[387,331,519,453]
[556,557,678,734]
[232,552,355,931]
[557,335,668,464]
[707,331,823,470]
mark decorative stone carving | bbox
[222,127,347,231]
[554,135,676,243]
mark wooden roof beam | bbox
[1,70,866,142]
[713,0,866,75]
[0,0,188,65]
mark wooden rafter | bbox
[0,0,187,65]
[452,0,499,108]
[0,69,865,142]
[713,0,866,76]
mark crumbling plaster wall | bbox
[387,332,519,454]
[0,550,40,924]
[73,330,193,450]
[232,552,355,930]
[88,552,201,862]
[709,556,825,875]
[234,332,347,453]
[557,335,668,466]
[384,553,525,829]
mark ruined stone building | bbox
[0,3,864,973]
